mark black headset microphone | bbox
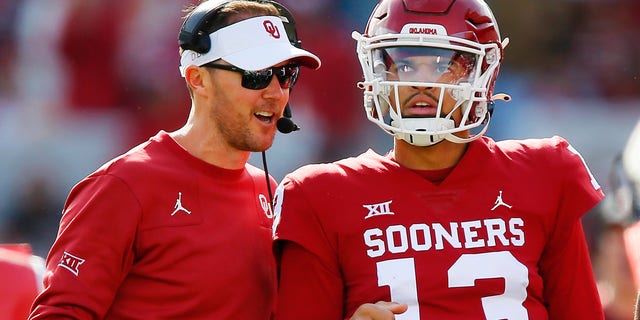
[275,0,301,135]
[277,103,300,134]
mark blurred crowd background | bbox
[0,0,638,318]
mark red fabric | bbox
[0,244,41,320]
[274,136,605,319]
[30,131,277,319]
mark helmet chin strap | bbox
[392,95,512,147]
[391,117,455,146]
[388,91,462,147]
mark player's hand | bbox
[349,301,408,320]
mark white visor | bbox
[179,16,321,77]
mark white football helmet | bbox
[353,0,510,146]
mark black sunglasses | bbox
[202,63,300,90]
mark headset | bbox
[178,0,301,133]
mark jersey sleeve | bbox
[538,137,605,319]
[273,174,345,319]
[30,174,140,319]
[276,242,344,320]
[557,137,604,220]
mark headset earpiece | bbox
[178,0,231,53]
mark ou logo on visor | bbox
[263,20,280,39]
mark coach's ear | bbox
[184,65,210,98]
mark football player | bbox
[613,120,640,320]
[273,0,605,319]
[593,119,640,319]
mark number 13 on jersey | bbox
[377,251,529,319]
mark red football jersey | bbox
[0,244,45,320]
[274,136,604,320]
[30,131,277,319]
